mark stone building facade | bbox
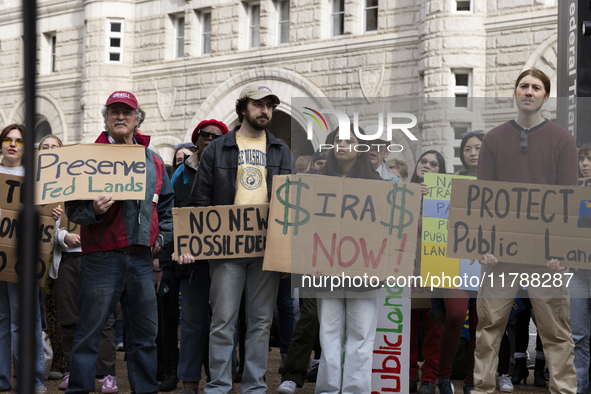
[0,0,559,171]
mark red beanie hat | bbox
[191,119,229,145]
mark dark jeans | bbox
[282,297,318,387]
[277,276,295,354]
[156,267,180,374]
[178,262,211,382]
[66,250,158,394]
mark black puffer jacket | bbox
[188,126,294,207]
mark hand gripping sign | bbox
[263,174,422,281]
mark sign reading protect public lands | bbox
[173,205,269,259]
[263,174,422,280]
[447,179,591,268]
[0,174,55,287]
[35,144,146,204]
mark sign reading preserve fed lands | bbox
[35,144,146,204]
[447,179,591,268]
[263,174,422,280]
[0,174,55,287]
[173,205,269,259]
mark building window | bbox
[107,19,123,63]
[453,71,471,108]
[456,0,472,11]
[249,4,260,49]
[174,16,185,59]
[202,12,211,55]
[277,0,290,44]
[452,123,470,173]
[49,34,56,73]
[331,0,344,37]
[364,0,378,32]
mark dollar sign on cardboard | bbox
[275,176,310,235]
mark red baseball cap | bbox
[105,91,139,110]
[192,119,229,144]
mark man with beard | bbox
[187,83,293,394]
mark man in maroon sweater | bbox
[471,69,578,394]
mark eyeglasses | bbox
[174,142,195,150]
[2,137,24,146]
[198,130,223,140]
[461,130,485,138]
[419,158,439,168]
[520,129,528,153]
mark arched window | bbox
[34,116,52,143]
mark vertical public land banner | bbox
[421,173,479,289]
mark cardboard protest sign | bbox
[580,178,591,188]
[447,179,591,268]
[173,205,269,259]
[371,286,410,394]
[0,174,55,287]
[421,173,479,289]
[263,174,422,281]
[35,144,146,204]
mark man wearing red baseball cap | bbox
[178,83,293,394]
[98,91,145,144]
[65,91,175,394]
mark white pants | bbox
[315,295,378,394]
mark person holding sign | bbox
[0,123,47,392]
[64,91,175,394]
[185,84,292,394]
[312,126,382,394]
[169,119,228,393]
[470,69,578,394]
[408,150,446,394]
[569,144,591,394]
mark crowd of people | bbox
[0,68,590,394]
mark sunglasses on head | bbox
[461,130,485,138]
[174,142,195,150]
[520,129,528,153]
[2,137,24,146]
[419,158,439,168]
[198,130,223,140]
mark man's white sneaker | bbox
[499,374,514,392]
[277,380,297,394]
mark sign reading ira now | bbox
[263,174,422,281]
[35,144,147,204]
